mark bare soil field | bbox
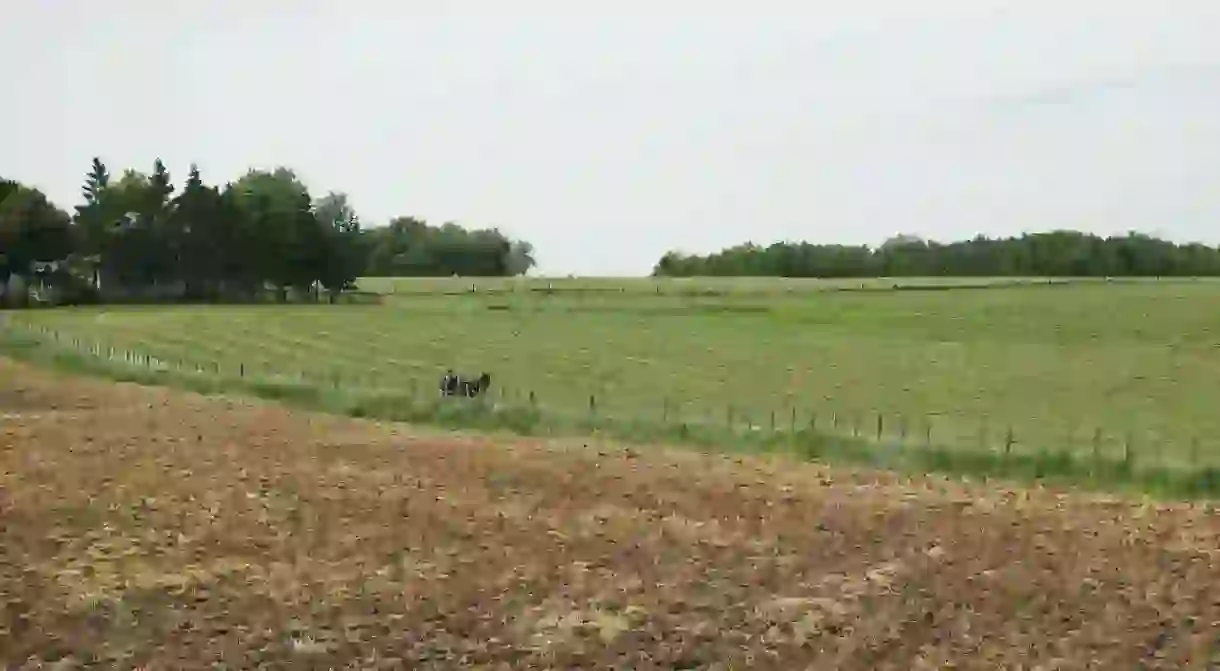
[2,359,1220,669]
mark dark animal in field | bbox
[440,370,492,398]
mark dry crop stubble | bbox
[2,359,1220,668]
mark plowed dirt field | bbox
[2,358,1220,669]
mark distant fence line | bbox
[6,321,1214,484]
[368,276,1215,298]
[6,284,386,310]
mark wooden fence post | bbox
[1004,426,1015,457]
[875,413,883,441]
[790,406,796,433]
[770,410,776,432]
[588,394,596,418]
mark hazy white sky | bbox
[4,1,1219,275]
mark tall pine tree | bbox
[73,157,113,288]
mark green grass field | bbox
[6,277,1220,468]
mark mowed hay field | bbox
[8,277,1220,465]
[4,358,1220,668]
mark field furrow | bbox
[3,358,1220,668]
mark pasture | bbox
[5,276,1220,473]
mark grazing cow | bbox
[439,370,492,398]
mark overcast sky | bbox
[4,1,1219,275]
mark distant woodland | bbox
[4,157,1218,309]
[652,232,1220,278]
[1,157,536,306]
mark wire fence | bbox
[365,275,1220,298]
[5,321,1219,486]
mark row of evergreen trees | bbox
[0,157,537,304]
[653,232,1220,278]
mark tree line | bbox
[652,231,1220,278]
[0,158,536,306]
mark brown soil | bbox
[2,358,1220,669]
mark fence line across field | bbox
[9,322,1209,472]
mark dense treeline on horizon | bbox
[0,158,536,306]
[652,232,1220,278]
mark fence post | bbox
[1004,426,1015,457]
[875,413,883,441]
[529,390,537,407]
[588,394,596,419]
[770,410,776,432]
[790,406,796,433]
[852,413,859,438]
[832,411,839,430]
[809,411,817,433]
[240,363,245,378]
[924,418,932,448]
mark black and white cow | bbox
[440,370,492,398]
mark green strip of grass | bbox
[3,326,1218,501]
